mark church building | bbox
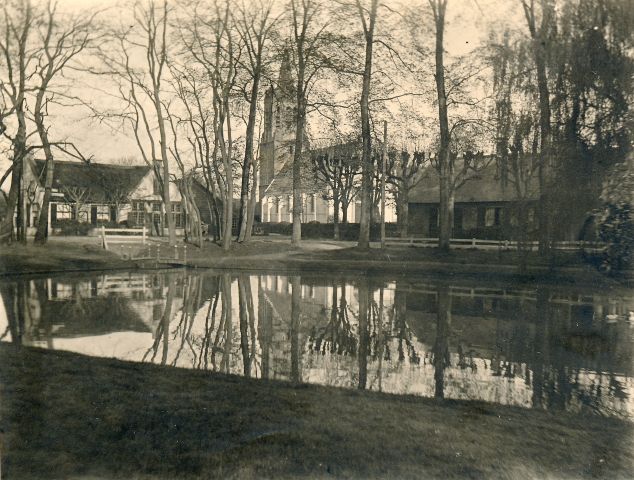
[259,55,363,224]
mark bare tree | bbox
[354,0,380,249]
[234,0,278,243]
[0,0,36,243]
[101,0,177,246]
[385,148,426,238]
[520,0,555,255]
[33,1,98,244]
[181,0,240,251]
[288,0,334,246]
[310,140,361,239]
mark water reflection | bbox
[1,270,633,420]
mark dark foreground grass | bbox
[1,344,632,479]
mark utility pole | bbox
[380,120,387,248]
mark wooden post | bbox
[101,225,108,250]
[142,226,146,245]
[380,120,387,249]
[183,244,187,265]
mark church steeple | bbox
[277,49,295,99]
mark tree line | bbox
[0,0,631,258]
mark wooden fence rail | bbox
[101,226,146,250]
[384,237,606,252]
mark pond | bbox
[1,269,633,420]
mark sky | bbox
[1,0,523,180]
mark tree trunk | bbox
[357,0,379,249]
[238,71,261,243]
[398,186,410,238]
[34,112,55,244]
[292,86,306,246]
[431,0,452,251]
[153,93,176,247]
[243,160,258,242]
[333,190,340,240]
[1,161,20,243]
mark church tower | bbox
[259,51,297,199]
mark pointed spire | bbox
[277,48,295,98]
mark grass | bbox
[1,343,632,479]
[1,236,627,288]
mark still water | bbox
[1,269,633,420]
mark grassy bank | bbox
[1,344,632,479]
[1,236,626,287]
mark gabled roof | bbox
[263,160,328,197]
[409,165,540,204]
[34,159,150,203]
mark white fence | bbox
[101,226,146,250]
[384,237,606,252]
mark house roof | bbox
[264,141,365,198]
[34,159,150,203]
[264,160,328,197]
[409,165,540,204]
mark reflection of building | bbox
[0,273,187,348]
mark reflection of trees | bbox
[238,275,257,378]
[358,278,369,390]
[0,281,26,345]
[143,275,176,365]
[432,285,452,399]
[392,283,419,364]
[308,284,356,356]
[290,275,302,383]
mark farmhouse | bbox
[21,157,184,236]
[407,165,540,239]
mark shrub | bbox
[53,219,93,236]
[597,203,633,274]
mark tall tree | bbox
[428,0,451,250]
[0,0,35,243]
[235,0,277,243]
[288,0,332,246]
[33,1,97,244]
[102,0,177,246]
[520,0,555,254]
[355,0,379,249]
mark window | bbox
[152,202,162,212]
[131,201,146,226]
[462,206,477,230]
[307,195,315,214]
[30,203,40,227]
[485,207,501,227]
[96,205,110,222]
[56,203,73,220]
[273,197,279,214]
[171,203,183,228]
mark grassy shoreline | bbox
[1,236,626,284]
[1,343,633,479]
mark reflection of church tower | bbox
[259,51,298,199]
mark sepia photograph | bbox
[0,0,633,478]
